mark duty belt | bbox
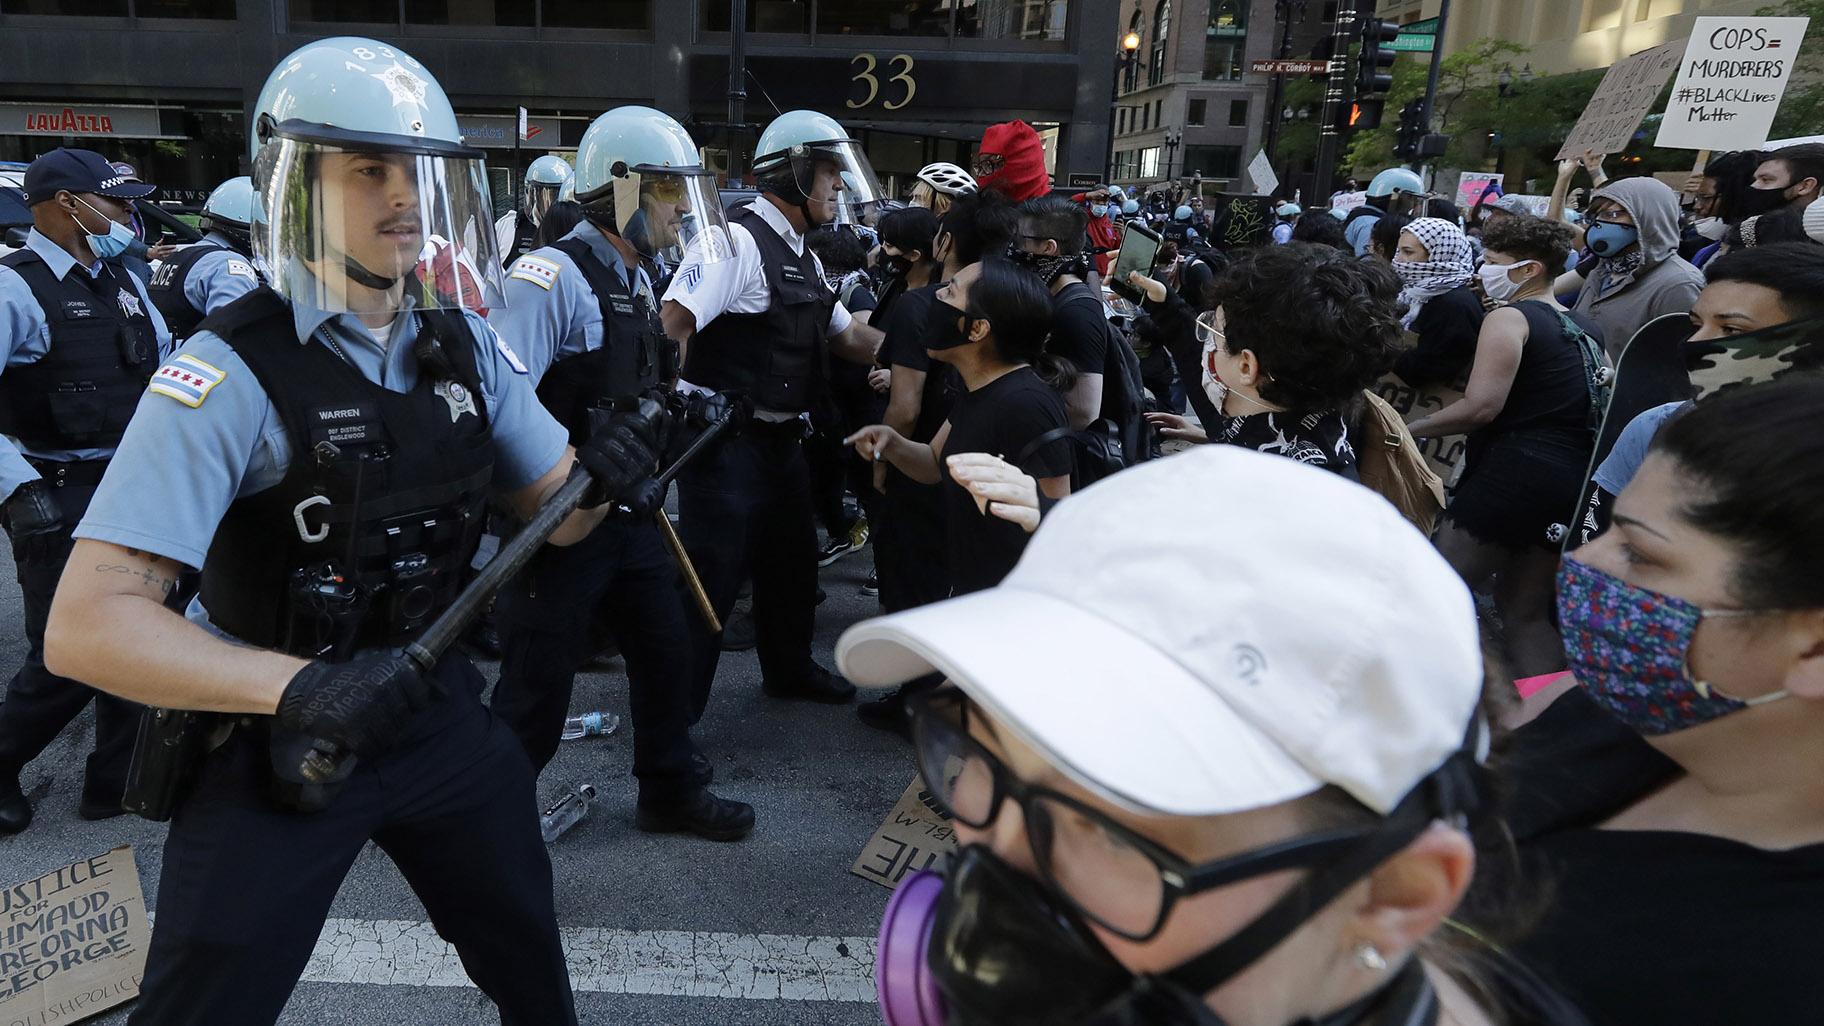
[24,456,110,489]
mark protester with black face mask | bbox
[1491,376,1824,1026]
[847,258,1072,598]
[1011,196,1115,431]
[875,205,941,325]
[1747,142,1824,214]
[837,445,1589,1026]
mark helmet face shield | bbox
[525,181,562,226]
[254,137,506,314]
[780,140,883,220]
[602,167,733,267]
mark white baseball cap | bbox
[836,446,1484,819]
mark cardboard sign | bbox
[1455,172,1503,210]
[1373,363,1469,489]
[1216,194,1276,250]
[1656,16,1811,151]
[1329,190,1368,212]
[0,847,150,1026]
[851,777,958,891]
[1554,40,1686,160]
[1246,150,1279,197]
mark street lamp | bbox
[1164,128,1183,183]
[1109,32,1147,181]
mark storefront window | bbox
[957,0,1066,41]
[818,0,947,36]
[1203,0,1245,80]
[2,0,129,13]
[137,0,236,16]
[701,0,808,33]
[295,0,398,21]
[542,0,646,28]
[405,0,534,24]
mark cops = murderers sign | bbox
[1656,17,1811,151]
[0,847,149,1026]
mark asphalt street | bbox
[0,530,912,1026]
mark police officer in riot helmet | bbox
[659,109,887,719]
[0,147,170,835]
[488,105,755,841]
[42,37,664,1023]
[497,154,574,267]
[148,175,264,344]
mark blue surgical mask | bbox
[73,196,137,260]
[1089,203,1109,218]
[1584,220,1639,259]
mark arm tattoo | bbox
[94,562,178,598]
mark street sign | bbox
[1404,15,1441,33]
[517,106,529,143]
[1389,33,1435,53]
[1250,58,1332,75]
[1067,172,1101,188]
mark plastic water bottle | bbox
[560,710,621,740]
[539,783,597,843]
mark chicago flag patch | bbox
[148,354,227,408]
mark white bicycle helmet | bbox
[916,161,978,198]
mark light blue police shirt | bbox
[74,276,568,578]
[0,227,173,500]
[173,232,262,321]
[487,220,657,384]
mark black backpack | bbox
[1027,283,1153,488]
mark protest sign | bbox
[1656,16,1811,151]
[0,847,149,1026]
[1456,172,1503,210]
[1555,40,1685,160]
[851,777,957,891]
[1216,194,1276,249]
[1246,150,1278,197]
[1330,190,1368,213]
[1374,361,1469,489]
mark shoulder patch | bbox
[147,353,227,408]
[225,259,257,281]
[494,332,530,375]
[508,255,562,291]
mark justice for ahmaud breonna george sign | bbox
[1656,16,1811,151]
[0,847,150,1026]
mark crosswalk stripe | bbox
[301,919,879,1003]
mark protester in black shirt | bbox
[1390,217,1487,387]
[873,205,940,326]
[1491,377,1824,1026]
[1408,215,1605,678]
[848,259,1072,596]
[1012,196,1117,430]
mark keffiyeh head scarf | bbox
[1392,217,1475,328]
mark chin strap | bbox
[324,246,399,291]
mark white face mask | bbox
[1477,259,1537,303]
[1693,216,1729,241]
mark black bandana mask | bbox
[1008,247,1089,285]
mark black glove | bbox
[276,652,432,761]
[578,405,663,509]
[1,480,63,540]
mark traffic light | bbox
[1354,98,1384,130]
[1393,99,1427,159]
[1356,19,1401,98]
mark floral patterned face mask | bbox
[1556,558,1788,736]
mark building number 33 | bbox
[848,53,917,111]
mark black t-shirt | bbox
[1394,283,1485,387]
[939,367,1071,595]
[1490,689,1824,1026]
[1049,280,1119,422]
[881,283,960,443]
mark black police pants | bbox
[492,516,699,800]
[128,657,576,1026]
[0,482,138,800]
[677,425,819,721]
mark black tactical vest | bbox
[502,212,541,269]
[196,289,495,658]
[534,237,677,445]
[148,241,239,343]
[0,249,161,452]
[678,205,835,414]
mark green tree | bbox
[1342,39,1534,174]
[1758,0,1824,139]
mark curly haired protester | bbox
[839,446,1592,1026]
[1132,243,1403,473]
[1490,377,1824,1026]
[1409,214,1607,679]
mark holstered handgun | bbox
[122,707,226,821]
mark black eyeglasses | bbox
[908,689,1376,941]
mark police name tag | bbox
[309,401,382,446]
[610,300,636,316]
[62,299,96,319]
[780,266,807,284]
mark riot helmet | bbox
[201,175,256,251]
[752,110,883,228]
[522,154,573,227]
[572,105,732,268]
[250,36,505,314]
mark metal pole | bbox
[1262,0,1300,165]
[728,0,749,183]
[1419,0,1451,143]
[1312,0,1359,197]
